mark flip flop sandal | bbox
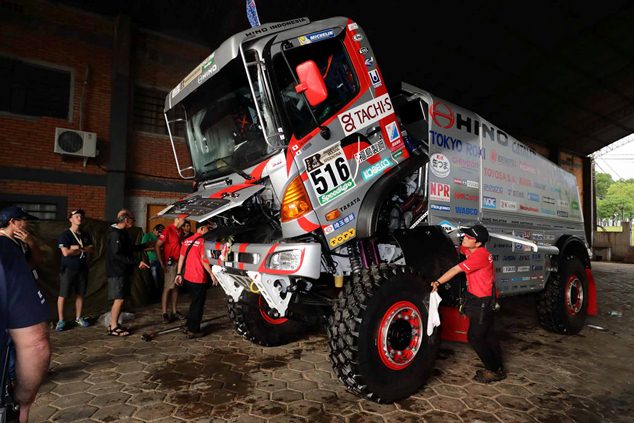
[108,325,131,337]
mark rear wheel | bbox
[328,265,439,403]
[227,292,307,346]
[537,256,588,334]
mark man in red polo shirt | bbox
[431,224,505,383]
[155,216,185,323]
[175,223,217,338]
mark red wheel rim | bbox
[376,300,423,370]
[259,296,288,325]
[565,275,584,316]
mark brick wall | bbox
[0,0,208,221]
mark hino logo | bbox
[430,101,510,145]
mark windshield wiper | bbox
[204,157,253,181]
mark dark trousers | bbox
[467,304,504,372]
[150,260,164,298]
[185,280,208,333]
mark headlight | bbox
[267,249,303,271]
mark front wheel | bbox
[537,256,588,334]
[328,265,440,403]
[227,292,307,346]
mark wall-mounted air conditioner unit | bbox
[54,128,97,158]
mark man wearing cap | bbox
[155,216,185,323]
[0,206,43,269]
[431,224,505,383]
[175,223,218,339]
[56,209,94,331]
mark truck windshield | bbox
[178,58,277,181]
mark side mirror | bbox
[295,60,328,107]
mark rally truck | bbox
[160,16,597,402]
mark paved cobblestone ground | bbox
[33,262,634,422]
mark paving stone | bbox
[35,263,634,422]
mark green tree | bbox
[597,180,634,221]
[595,172,613,200]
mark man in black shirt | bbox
[56,209,94,332]
[1,225,51,423]
[105,209,149,336]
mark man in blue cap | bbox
[0,206,42,269]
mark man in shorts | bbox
[56,209,94,331]
[105,209,150,336]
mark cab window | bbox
[273,37,359,139]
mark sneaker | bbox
[55,320,65,332]
[174,311,185,321]
[184,330,203,339]
[474,368,506,383]
[162,313,171,323]
[75,317,90,328]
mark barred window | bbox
[0,56,71,119]
[14,202,57,220]
[134,85,184,137]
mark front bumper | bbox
[206,241,321,317]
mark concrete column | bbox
[106,14,132,220]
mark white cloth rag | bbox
[427,291,442,336]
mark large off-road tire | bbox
[537,256,588,334]
[227,292,307,346]
[328,264,440,403]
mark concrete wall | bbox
[594,221,634,262]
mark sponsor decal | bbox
[454,178,480,189]
[340,197,360,211]
[304,143,356,205]
[454,192,478,201]
[483,184,503,193]
[244,18,309,38]
[430,182,451,202]
[558,199,569,208]
[430,153,450,178]
[544,234,555,241]
[354,139,386,163]
[550,186,562,195]
[502,266,516,273]
[429,132,484,159]
[491,150,516,167]
[512,141,536,157]
[298,29,335,45]
[531,233,544,241]
[348,23,358,31]
[359,47,368,54]
[484,167,516,183]
[542,196,556,205]
[483,196,497,209]
[438,220,456,232]
[431,204,450,212]
[517,266,530,272]
[541,208,555,215]
[502,255,516,261]
[266,156,284,172]
[557,210,569,217]
[430,101,455,129]
[500,200,518,211]
[508,189,525,199]
[391,149,405,160]
[520,204,539,212]
[527,192,540,202]
[353,33,363,41]
[385,121,401,147]
[533,182,546,190]
[362,158,393,181]
[531,265,544,271]
[455,206,478,215]
[519,177,532,187]
[451,156,479,170]
[338,94,393,136]
[324,213,355,235]
[520,161,536,174]
[368,69,381,87]
[329,228,356,248]
[571,200,579,210]
[364,57,374,67]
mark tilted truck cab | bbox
[160,16,596,403]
